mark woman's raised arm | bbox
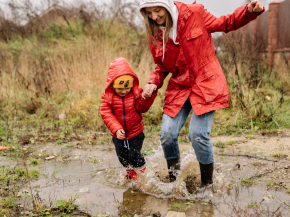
[203,0,264,33]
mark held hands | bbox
[248,0,264,13]
[116,129,126,140]
[142,84,157,99]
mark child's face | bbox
[115,88,131,97]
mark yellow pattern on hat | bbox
[112,75,134,88]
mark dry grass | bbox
[0,0,164,126]
[0,25,151,96]
[0,0,289,133]
[214,30,289,131]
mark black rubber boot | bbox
[167,156,180,182]
[199,162,214,187]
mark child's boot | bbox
[126,169,138,181]
[139,166,146,173]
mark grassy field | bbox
[0,18,289,136]
[0,3,290,215]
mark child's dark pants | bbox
[112,132,146,168]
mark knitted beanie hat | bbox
[112,75,134,88]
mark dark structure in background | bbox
[243,0,290,68]
[0,3,95,42]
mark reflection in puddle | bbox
[12,144,290,216]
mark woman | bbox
[139,0,264,185]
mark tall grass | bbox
[0,0,289,133]
[213,30,289,133]
[0,3,165,128]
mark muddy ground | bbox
[1,129,290,216]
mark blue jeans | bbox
[159,99,215,165]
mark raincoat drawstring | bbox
[161,26,180,61]
[162,31,165,61]
[124,139,130,150]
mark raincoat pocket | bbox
[196,73,228,103]
[164,85,181,105]
[186,28,203,40]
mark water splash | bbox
[117,146,230,200]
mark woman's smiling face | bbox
[145,6,167,25]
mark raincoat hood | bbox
[139,0,179,43]
[101,58,157,140]
[104,58,140,99]
[139,0,180,60]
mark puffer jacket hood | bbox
[104,58,140,101]
[100,58,157,139]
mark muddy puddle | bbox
[2,141,290,216]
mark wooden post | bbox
[268,1,282,68]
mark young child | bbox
[100,58,157,180]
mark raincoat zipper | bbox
[138,112,142,125]
[122,97,130,149]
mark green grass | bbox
[91,157,97,163]
[248,203,256,208]
[30,159,39,165]
[29,169,40,179]
[271,153,288,158]
[213,141,227,148]
[56,139,64,145]
[0,164,42,216]
[2,197,17,208]
[141,148,155,156]
[0,18,289,138]
[267,180,277,186]
[241,178,256,184]
[226,140,236,145]
[169,202,191,211]
[53,195,79,214]
[169,203,183,211]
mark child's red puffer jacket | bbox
[100,58,157,139]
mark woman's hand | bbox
[248,0,264,13]
[116,129,125,140]
[142,84,157,99]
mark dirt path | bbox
[1,129,290,216]
[210,130,290,188]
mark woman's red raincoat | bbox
[148,2,264,117]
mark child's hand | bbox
[116,129,126,140]
[142,84,157,99]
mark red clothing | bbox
[148,2,264,117]
[100,58,156,139]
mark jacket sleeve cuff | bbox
[148,80,161,89]
[111,127,122,135]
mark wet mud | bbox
[1,132,290,216]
